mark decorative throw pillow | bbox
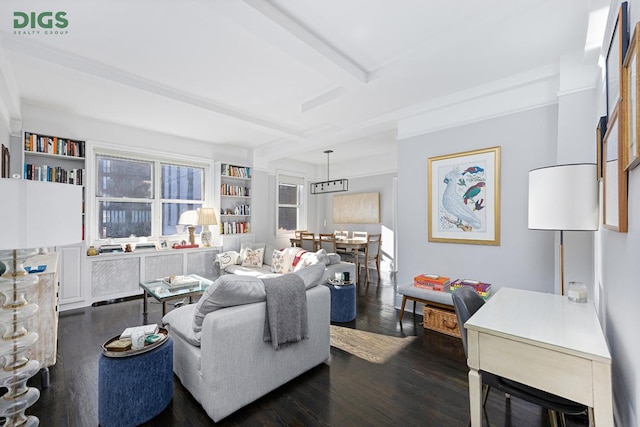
[263,244,276,266]
[271,249,287,273]
[292,262,325,289]
[241,247,264,267]
[293,249,329,271]
[327,253,341,265]
[216,251,241,270]
[191,275,266,334]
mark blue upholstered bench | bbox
[397,283,453,322]
[99,336,173,427]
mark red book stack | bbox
[413,274,451,292]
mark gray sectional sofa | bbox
[216,242,356,283]
[162,262,331,422]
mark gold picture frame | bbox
[596,116,607,180]
[603,107,628,232]
[427,146,501,245]
[623,21,640,170]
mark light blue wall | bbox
[598,2,640,425]
[397,105,559,292]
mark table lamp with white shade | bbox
[528,163,599,296]
[197,208,217,247]
[178,210,198,246]
[0,178,82,426]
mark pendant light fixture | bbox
[310,150,348,194]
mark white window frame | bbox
[90,146,211,244]
[275,171,306,236]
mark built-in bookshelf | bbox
[215,162,252,236]
[23,131,86,240]
[23,132,85,185]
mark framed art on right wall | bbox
[606,1,628,119]
[603,107,628,232]
[623,21,640,170]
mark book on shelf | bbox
[222,164,251,179]
[414,274,450,292]
[24,132,85,158]
[120,324,159,340]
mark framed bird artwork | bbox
[427,146,501,245]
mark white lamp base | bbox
[201,226,212,247]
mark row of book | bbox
[414,274,492,298]
[24,132,85,158]
[221,204,250,216]
[221,221,250,235]
[24,164,85,185]
[221,184,250,197]
[221,164,251,179]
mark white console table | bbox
[79,246,220,309]
[465,287,612,426]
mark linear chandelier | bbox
[310,150,348,195]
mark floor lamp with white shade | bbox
[528,164,599,296]
[0,178,82,426]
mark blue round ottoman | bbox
[327,283,356,322]
[99,336,173,427]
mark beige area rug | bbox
[330,325,417,364]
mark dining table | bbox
[289,237,367,285]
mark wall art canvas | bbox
[428,146,500,245]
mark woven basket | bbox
[423,306,461,338]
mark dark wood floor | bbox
[28,272,590,426]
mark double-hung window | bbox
[96,154,205,240]
[276,172,305,234]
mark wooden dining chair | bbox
[334,230,349,240]
[357,234,381,285]
[300,232,317,251]
[318,233,337,253]
[352,231,368,240]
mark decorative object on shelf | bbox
[178,210,198,245]
[310,150,348,195]
[623,21,640,171]
[0,178,81,426]
[197,208,217,247]
[87,246,99,256]
[428,146,501,245]
[528,164,599,295]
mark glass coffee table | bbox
[140,274,213,316]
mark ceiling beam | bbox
[0,35,304,140]
[243,0,369,83]
[0,39,22,130]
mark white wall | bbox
[397,105,560,292]
[597,2,640,425]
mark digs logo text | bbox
[13,11,68,35]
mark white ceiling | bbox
[0,0,608,165]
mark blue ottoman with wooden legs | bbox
[326,283,356,322]
[98,336,173,427]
